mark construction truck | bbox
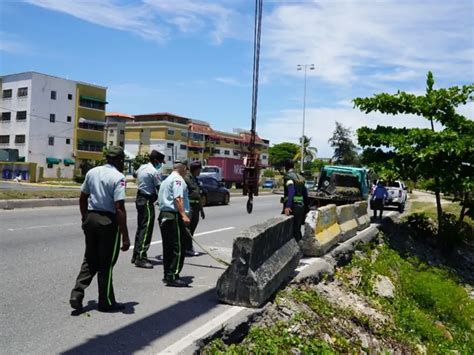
[308,165,370,208]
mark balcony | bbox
[78,118,105,131]
[79,96,107,111]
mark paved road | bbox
[0,194,282,354]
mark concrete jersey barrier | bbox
[300,204,342,257]
[216,216,301,308]
[354,201,370,230]
[336,204,359,242]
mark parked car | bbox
[262,180,274,189]
[305,180,316,191]
[198,176,230,206]
[384,180,408,212]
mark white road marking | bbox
[130,226,235,249]
[159,306,245,354]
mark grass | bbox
[0,188,138,200]
[408,200,473,228]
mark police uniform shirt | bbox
[81,164,126,214]
[158,171,190,213]
[136,162,161,195]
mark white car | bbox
[385,180,408,212]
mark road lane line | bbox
[159,306,245,354]
[130,226,235,249]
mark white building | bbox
[0,72,107,179]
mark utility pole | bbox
[297,63,315,172]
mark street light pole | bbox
[297,64,315,173]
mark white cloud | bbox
[215,76,247,87]
[263,0,473,87]
[0,32,32,54]
[258,100,473,158]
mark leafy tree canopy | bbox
[269,142,299,170]
[328,121,359,165]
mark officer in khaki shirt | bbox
[69,146,130,313]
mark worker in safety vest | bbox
[283,159,308,241]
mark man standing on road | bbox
[371,180,388,219]
[132,150,165,269]
[70,146,130,313]
[183,161,205,257]
[283,159,309,241]
[157,160,191,287]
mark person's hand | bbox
[200,209,205,220]
[182,214,191,225]
[284,207,292,216]
[121,236,130,251]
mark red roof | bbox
[106,112,134,119]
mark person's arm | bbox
[284,183,295,216]
[115,200,130,251]
[79,192,89,222]
[175,197,190,224]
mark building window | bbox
[224,150,230,156]
[1,112,11,121]
[66,138,71,145]
[261,155,267,159]
[110,129,114,134]
[119,130,125,135]
[18,87,28,97]
[16,111,27,121]
[109,141,113,146]
[212,148,220,154]
[167,129,175,136]
[181,131,188,138]
[233,151,239,156]
[47,163,53,168]
[50,114,55,123]
[79,98,106,111]
[67,116,72,122]
[0,135,9,143]
[48,137,54,146]
[51,91,57,100]
[180,144,187,150]
[167,142,174,148]
[15,135,26,143]
[2,89,12,99]
[168,156,172,161]
[68,94,73,100]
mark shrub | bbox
[405,213,437,240]
[73,175,85,184]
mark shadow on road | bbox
[61,288,218,354]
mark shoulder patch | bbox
[120,179,126,187]
[175,180,181,186]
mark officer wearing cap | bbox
[283,159,309,241]
[132,149,165,268]
[157,159,191,287]
[183,161,205,256]
[69,146,130,313]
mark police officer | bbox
[157,160,191,287]
[183,161,205,256]
[283,159,309,241]
[132,149,165,268]
[69,146,130,313]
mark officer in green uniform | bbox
[132,149,165,269]
[69,146,130,313]
[283,159,309,241]
[183,161,205,256]
[157,160,190,287]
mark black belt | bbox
[137,190,157,200]
[88,210,116,218]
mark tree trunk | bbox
[435,189,443,235]
[458,192,468,224]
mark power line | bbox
[0,106,76,125]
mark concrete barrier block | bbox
[337,204,358,242]
[354,201,370,231]
[300,204,341,257]
[216,216,301,308]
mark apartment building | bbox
[105,112,134,148]
[0,72,107,178]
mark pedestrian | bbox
[283,159,309,241]
[132,149,165,269]
[183,161,205,256]
[371,180,388,219]
[157,160,191,287]
[69,146,130,313]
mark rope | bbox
[187,228,231,266]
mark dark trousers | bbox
[291,203,305,242]
[373,198,384,218]
[158,211,186,281]
[184,203,200,251]
[71,211,121,308]
[133,193,156,261]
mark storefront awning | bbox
[80,95,108,104]
[64,159,75,166]
[79,117,106,126]
[46,157,61,164]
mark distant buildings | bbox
[0,71,269,180]
[0,71,107,179]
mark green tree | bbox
[269,142,299,170]
[328,122,359,165]
[262,169,275,178]
[354,72,474,230]
[132,152,150,172]
[293,135,318,165]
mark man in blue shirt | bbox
[132,150,165,269]
[371,180,388,219]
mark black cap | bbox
[190,161,202,170]
[150,150,165,161]
[106,146,125,159]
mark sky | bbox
[1,0,473,158]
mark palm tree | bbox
[293,135,318,164]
